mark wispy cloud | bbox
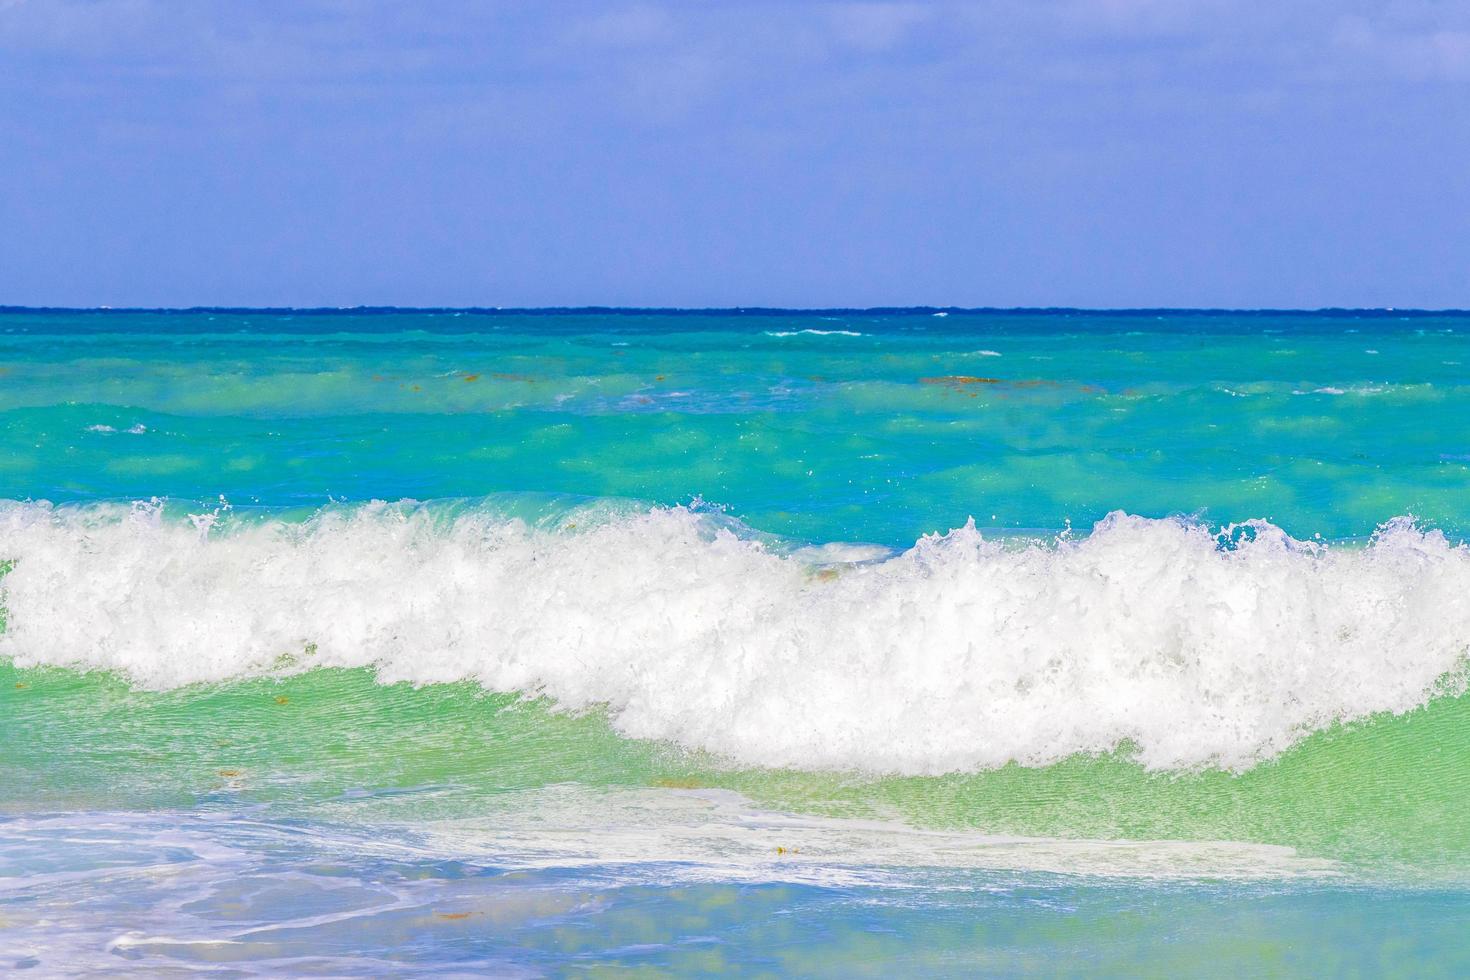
[827,2,932,52]
[1333,14,1470,81]
[567,4,676,48]
[0,0,1466,306]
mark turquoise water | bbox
[3,309,1470,974]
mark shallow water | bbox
[3,309,1469,973]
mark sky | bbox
[1,0,1468,309]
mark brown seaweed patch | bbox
[1009,379,1103,392]
[921,376,1104,395]
[920,375,1001,386]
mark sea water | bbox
[2,309,1469,975]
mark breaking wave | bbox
[2,499,1467,775]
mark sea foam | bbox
[1,500,1467,774]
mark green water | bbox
[5,310,1470,973]
[7,663,1467,877]
[3,311,1469,545]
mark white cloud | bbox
[826,2,931,51]
[567,4,676,48]
[1333,14,1470,81]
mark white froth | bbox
[2,501,1467,774]
[763,329,863,337]
[411,785,1338,882]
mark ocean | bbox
[2,308,1469,975]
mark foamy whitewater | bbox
[4,309,1470,974]
[4,500,1467,773]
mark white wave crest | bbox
[763,329,863,337]
[2,501,1467,774]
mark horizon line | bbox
[2,305,1468,318]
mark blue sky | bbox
[1,0,1467,308]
